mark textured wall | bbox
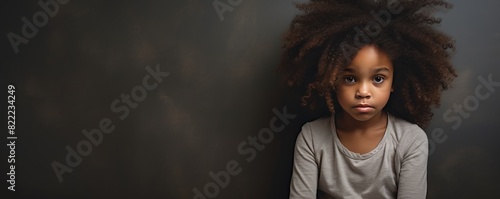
[2,0,500,198]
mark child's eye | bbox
[373,76,385,84]
[344,76,356,83]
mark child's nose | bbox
[355,82,371,99]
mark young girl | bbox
[279,0,456,198]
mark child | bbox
[279,0,456,198]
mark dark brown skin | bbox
[279,0,457,128]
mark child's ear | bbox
[391,87,394,92]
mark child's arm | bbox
[397,127,429,199]
[289,123,318,198]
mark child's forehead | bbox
[343,46,393,71]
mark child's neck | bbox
[334,111,388,154]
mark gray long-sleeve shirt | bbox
[290,114,428,199]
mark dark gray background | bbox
[2,0,499,198]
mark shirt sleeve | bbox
[289,123,318,199]
[397,126,428,199]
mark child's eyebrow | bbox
[342,68,356,73]
[373,67,391,73]
[342,67,391,73]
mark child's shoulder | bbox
[299,116,333,141]
[302,116,332,133]
[388,114,428,145]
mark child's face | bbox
[335,45,393,122]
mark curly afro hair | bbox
[279,0,457,128]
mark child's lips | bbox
[353,104,375,112]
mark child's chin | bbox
[347,112,379,122]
